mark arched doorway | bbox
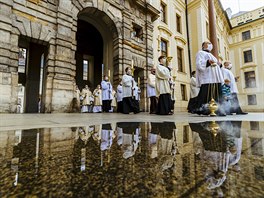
[75,20,103,89]
[76,8,119,91]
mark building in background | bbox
[0,0,263,113]
[229,7,264,112]
[151,0,263,112]
[0,0,159,113]
[151,0,190,112]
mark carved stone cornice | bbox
[131,0,160,22]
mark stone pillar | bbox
[122,10,133,71]
[208,0,219,59]
[50,3,76,112]
[0,0,19,112]
[143,17,155,112]
[43,41,56,113]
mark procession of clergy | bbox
[74,41,247,116]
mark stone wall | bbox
[0,0,159,113]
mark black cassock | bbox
[156,93,172,115]
[122,97,139,114]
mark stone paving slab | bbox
[0,112,263,131]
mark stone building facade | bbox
[0,0,159,113]
[229,7,264,112]
[152,0,190,112]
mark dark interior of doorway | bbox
[76,19,103,91]
[18,38,48,113]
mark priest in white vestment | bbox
[92,84,102,113]
[194,41,225,116]
[155,56,172,115]
[81,85,92,113]
[116,80,123,113]
[121,67,140,114]
[101,75,113,112]
[147,68,157,114]
[222,62,247,115]
[187,71,200,113]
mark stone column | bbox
[208,0,219,59]
[0,0,19,112]
[50,2,76,112]
[143,17,155,112]
[43,41,56,113]
[122,10,133,71]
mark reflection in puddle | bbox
[0,121,263,197]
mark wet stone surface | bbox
[0,121,263,197]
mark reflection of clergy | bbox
[149,123,160,159]
[189,121,235,152]
[116,122,123,146]
[100,124,114,151]
[78,126,94,144]
[204,150,230,190]
[189,121,233,190]
[150,122,176,171]
[149,122,176,156]
[229,121,242,172]
[117,122,140,159]
[158,122,176,156]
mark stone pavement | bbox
[0,112,263,131]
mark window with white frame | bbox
[243,50,253,63]
[160,3,167,23]
[245,71,256,88]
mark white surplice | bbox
[196,50,224,87]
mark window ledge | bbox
[241,63,257,69]
[177,71,187,75]
[174,36,187,44]
[244,87,257,89]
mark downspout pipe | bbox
[145,0,148,112]
[185,0,192,76]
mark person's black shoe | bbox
[218,113,226,116]
[236,112,248,115]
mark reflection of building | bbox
[0,121,263,196]
[17,85,25,113]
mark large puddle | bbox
[0,121,263,197]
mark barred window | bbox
[183,125,189,143]
[206,21,210,39]
[250,121,259,130]
[243,50,253,63]
[176,14,181,33]
[160,3,167,23]
[83,60,88,81]
[177,47,184,72]
[160,39,168,57]
[248,95,257,105]
[181,84,187,101]
[245,71,256,88]
[242,30,251,40]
